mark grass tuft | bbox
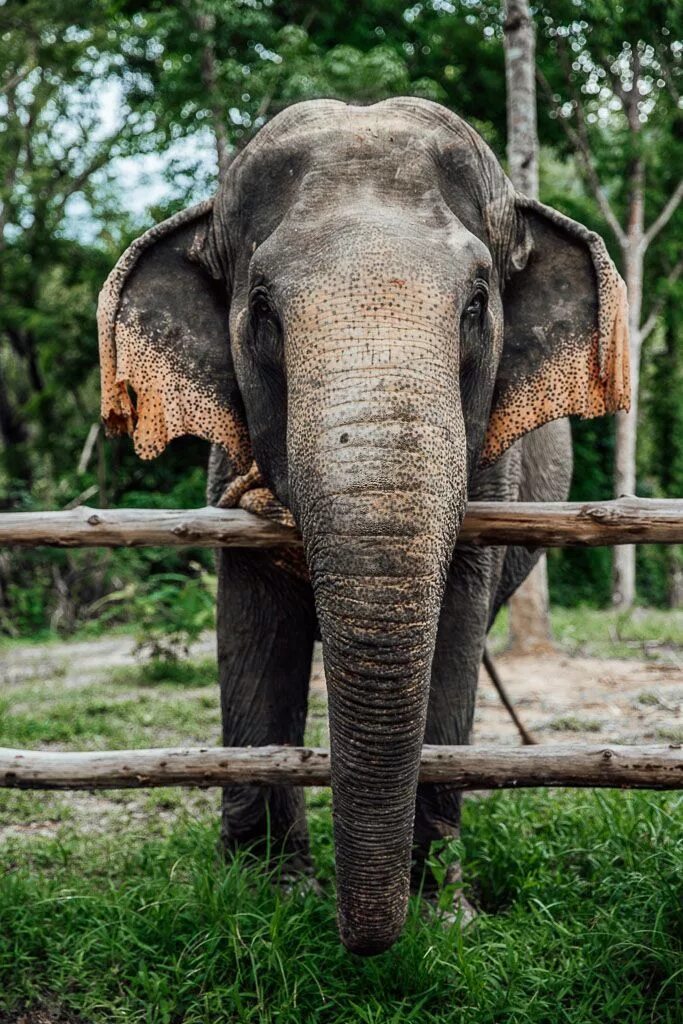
[546,715,603,733]
[111,657,218,689]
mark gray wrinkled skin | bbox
[204,100,580,957]
[106,97,626,957]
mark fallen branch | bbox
[1,744,681,791]
[3,497,683,549]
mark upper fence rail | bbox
[1,497,683,549]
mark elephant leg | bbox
[412,544,503,902]
[217,548,317,875]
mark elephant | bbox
[98,97,629,956]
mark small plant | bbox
[131,567,216,662]
[657,726,683,743]
[87,563,217,662]
[637,690,661,706]
[425,836,466,912]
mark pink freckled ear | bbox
[482,196,629,467]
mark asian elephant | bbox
[98,98,629,956]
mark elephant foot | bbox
[277,868,325,900]
[422,888,478,930]
[416,857,478,930]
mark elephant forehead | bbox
[253,210,490,303]
[282,273,456,329]
[244,97,485,168]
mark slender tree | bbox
[534,3,682,607]
[504,0,555,653]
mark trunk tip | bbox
[338,908,405,957]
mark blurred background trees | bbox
[0,0,681,638]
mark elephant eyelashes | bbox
[249,285,274,319]
[459,281,489,367]
[462,282,489,325]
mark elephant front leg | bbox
[412,544,503,919]
[217,548,317,877]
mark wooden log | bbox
[1,744,681,791]
[0,505,297,549]
[2,498,683,550]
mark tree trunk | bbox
[613,157,645,609]
[507,555,555,655]
[195,7,231,181]
[504,0,539,199]
[504,0,554,650]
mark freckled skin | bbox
[99,97,629,956]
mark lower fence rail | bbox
[1,744,681,791]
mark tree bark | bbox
[613,155,645,608]
[1,743,680,791]
[504,0,554,650]
[504,0,539,199]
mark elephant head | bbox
[98,98,629,955]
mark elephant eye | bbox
[249,286,283,364]
[463,282,488,324]
[249,286,276,322]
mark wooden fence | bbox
[1,497,682,793]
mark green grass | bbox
[546,715,603,733]
[111,656,218,688]
[0,685,221,751]
[0,791,680,1023]
[657,726,683,744]
[487,606,683,659]
[1,620,682,1022]
[549,607,683,659]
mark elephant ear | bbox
[98,200,252,472]
[481,195,630,467]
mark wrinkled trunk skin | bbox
[286,283,465,954]
[318,567,448,954]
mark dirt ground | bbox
[2,631,681,747]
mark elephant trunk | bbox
[288,321,465,953]
[318,565,447,954]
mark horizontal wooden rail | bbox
[2,497,683,549]
[1,744,681,791]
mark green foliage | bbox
[0,463,214,638]
[120,568,216,662]
[1,0,682,635]
[548,418,617,607]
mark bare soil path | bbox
[2,631,681,746]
